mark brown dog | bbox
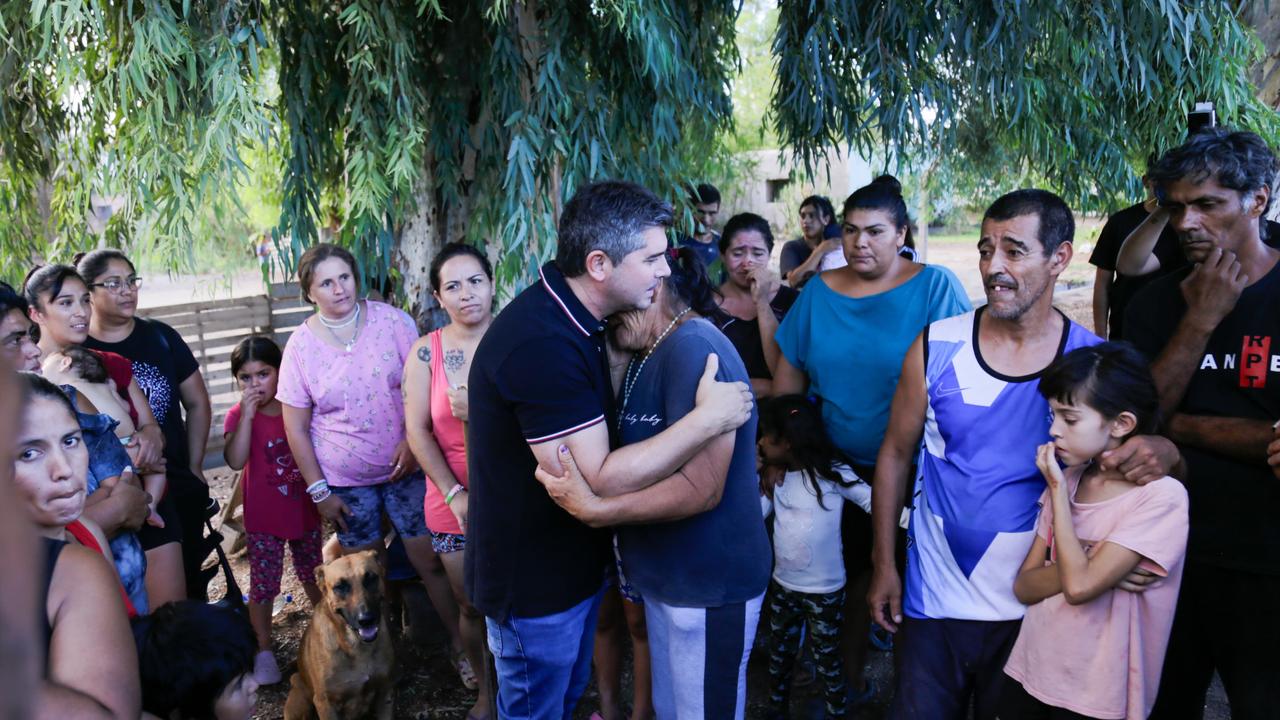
[284,550,395,719]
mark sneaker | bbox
[253,650,281,686]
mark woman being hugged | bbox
[402,242,494,715]
[223,336,322,686]
[276,243,460,653]
[1002,343,1188,720]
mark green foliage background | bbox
[1,0,1275,302]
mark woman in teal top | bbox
[771,175,971,704]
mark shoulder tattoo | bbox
[417,345,430,364]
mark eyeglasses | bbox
[89,276,143,293]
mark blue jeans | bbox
[485,588,603,720]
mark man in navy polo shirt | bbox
[465,180,755,720]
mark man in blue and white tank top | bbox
[866,190,1183,720]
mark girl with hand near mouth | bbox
[1003,343,1189,720]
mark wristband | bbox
[307,479,331,504]
[444,484,466,506]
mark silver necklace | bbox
[320,302,362,352]
[618,308,690,430]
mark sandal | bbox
[455,651,479,690]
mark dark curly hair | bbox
[1148,127,1278,231]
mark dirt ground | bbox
[205,468,1230,720]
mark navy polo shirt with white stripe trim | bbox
[464,262,615,620]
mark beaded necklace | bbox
[618,308,690,431]
[318,301,362,352]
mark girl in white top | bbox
[757,394,871,719]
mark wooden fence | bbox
[138,283,310,460]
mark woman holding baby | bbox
[22,262,186,608]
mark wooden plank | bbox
[269,281,301,299]
[139,295,270,320]
[161,306,272,332]
[167,315,272,338]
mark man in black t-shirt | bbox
[1092,191,1280,340]
[465,181,754,720]
[1089,194,1185,340]
[1125,128,1280,719]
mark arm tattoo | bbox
[444,349,466,374]
[417,345,430,363]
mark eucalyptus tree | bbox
[1,0,1275,323]
[774,0,1279,214]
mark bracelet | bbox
[307,479,331,504]
[444,484,467,506]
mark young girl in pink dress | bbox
[223,336,321,686]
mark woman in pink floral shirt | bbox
[277,244,461,652]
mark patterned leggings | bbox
[246,530,323,605]
[767,580,848,717]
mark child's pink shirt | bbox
[224,404,319,539]
[276,301,419,487]
[1004,467,1189,719]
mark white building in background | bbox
[719,148,874,245]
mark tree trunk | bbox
[397,174,450,333]
[916,177,930,262]
[1245,0,1280,108]
[916,159,937,262]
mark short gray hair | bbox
[556,181,674,277]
